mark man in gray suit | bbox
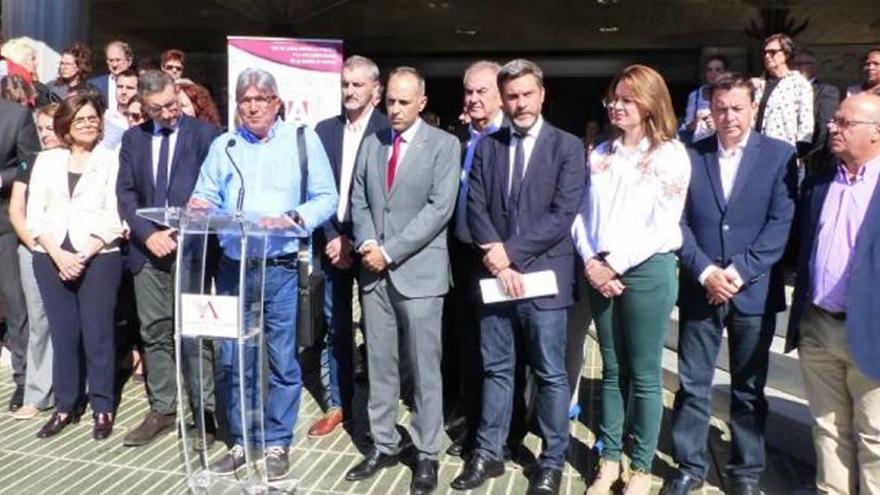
[346,66,461,495]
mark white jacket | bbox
[26,145,122,254]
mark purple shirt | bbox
[811,155,880,312]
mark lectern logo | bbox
[197,301,220,320]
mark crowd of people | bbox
[0,31,879,495]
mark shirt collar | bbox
[611,135,650,158]
[469,111,505,139]
[346,105,374,133]
[152,119,179,135]
[717,129,751,158]
[837,153,880,185]
[512,115,543,140]
[238,118,283,144]
[393,118,422,143]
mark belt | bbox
[813,304,846,321]
[265,252,298,268]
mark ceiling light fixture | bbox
[598,25,619,33]
[455,27,478,36]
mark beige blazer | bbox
[26,145,122,253]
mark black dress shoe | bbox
[450,453,504,490]
[446,439,465,457]
[727,480,762,495]
[8,385,24,412]
[345,449,399,481]
[410,459,438,495]
[660,472,703,495]
[93,412,114,440]
[527,467,562,495]
[36,411,80,439]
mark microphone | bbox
[224,139,245,215]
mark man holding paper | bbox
[452,59,585,495]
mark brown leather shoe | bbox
[308,408,343,438]
[123,410,176,446]
[93,412,114,440]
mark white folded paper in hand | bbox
[480,270,559,304]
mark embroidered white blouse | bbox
[572,137,691,275]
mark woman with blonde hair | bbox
[572,64,690,495]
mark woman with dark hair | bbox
[573,65,690,495]
[177,80,222,128]
[160,48,186,81]
[124,95,147,127]
[26,94,122,440]
[48,42,93,100]
[682,54,729,142]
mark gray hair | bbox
[137,70,175,99]
[344,55,380,82]
[106,40,133,60]
[388,66,425,95]
[463,60,501,84]
[235,68,278,102]
[498,58,544,88]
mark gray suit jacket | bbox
[351,121,461,298]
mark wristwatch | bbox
[284,210,304,227]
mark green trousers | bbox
[588,253,677,471]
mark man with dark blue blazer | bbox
[88,40,134,110]
[663,74,797,495]
[309,55,387,438]
[785,93,880,495]
[452,59,585,495]
[116,70,220,448]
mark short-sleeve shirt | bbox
[13,159,33,185]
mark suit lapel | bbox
[702,139,726,212]
[497,128,512,206]
[726,132,761,207]
[168,118,187,185]
[520,124,550,191]
[332,117,344,181]
[856,173,880,251]
[141,123,155,201]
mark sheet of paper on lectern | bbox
[480,270,559,304]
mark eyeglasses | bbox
[59,61,77,67]
[238,95,277,109]
[163,64,183,72]
[145,99,179,114]
[763,48,785,57]
[125,112,143,121]
[602,96,636,108]
[827,117,879,130]
[72,115,101,128]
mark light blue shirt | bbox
[192,119,338,259]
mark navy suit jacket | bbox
[785,165,880,379]
[0,98,40,234]
[88,74,110,107]
[467,122,586,310]
[116,115,220,271]
[314,108,388,244]
[679,133,797,318]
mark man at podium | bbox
[188,68,337,481]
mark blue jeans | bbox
[216,256,301,448]
[475,301,570,469]
[672,305,776,482]
[320,262,354,414]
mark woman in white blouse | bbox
[26,94,122,441]
[573,65,690,495]
[682,54,729,142]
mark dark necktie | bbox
[155,127,172,207]
[386,132,402,190]
[507,131,526,237]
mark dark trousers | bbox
[0,231,28,387]
[441,240,483,444]
[320,261,355,416]
[33,251,121,414]
[475,301,570,470]
[672,304,776,482]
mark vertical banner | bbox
[227,36,343,129]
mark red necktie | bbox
[386,133,402,190]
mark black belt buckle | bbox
[266,253,298,268]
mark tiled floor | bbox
[0,334,811,495]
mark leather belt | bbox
[813,304,846,321]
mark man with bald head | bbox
[786,93,880,494]
[346,67,460,494]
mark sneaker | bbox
[11,404,40,420]
[211,444,247,475]
[265,446,290,481]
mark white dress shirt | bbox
[151,121,180,191]
[26,146,122,254]
[107,75,118,115]
[337,106,374,222]
[572,137,690,275]
[507,116,544,194]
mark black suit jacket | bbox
[116,115,220,271]
[0,99,40,234]
[314,108,388,244]
[467,121,586,310]
[805,80,841,173]
[679,133,798,318]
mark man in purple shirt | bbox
[786,93,880,494]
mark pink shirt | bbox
[811,155,880,313]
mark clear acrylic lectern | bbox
[136,206,308,494]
